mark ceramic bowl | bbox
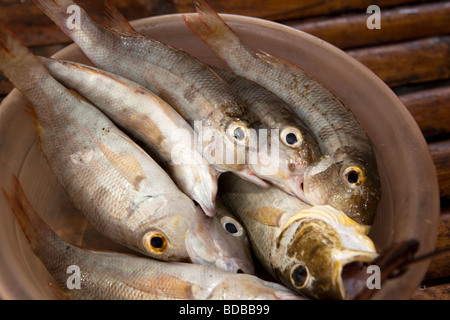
[0,13,440,299]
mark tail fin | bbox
[183,0,240,47]
[98,0,138,36]
[2,175,55,251]
[32,0,84,38]
[0,24,49,93]
[33,0,138,38]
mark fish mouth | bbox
[332,249,378,299]
[251,171,307,202]
[193,166,219,217]
[280,205,378,299]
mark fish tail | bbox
[0,25,50,93]
[97,0,138,36]
[183,0,240,48]
[32,0,106,41]
[2,175,56,252]
[32,0,78,34]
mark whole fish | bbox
[33,0,281,189]
[212,66,320,201]
[41,57,218,217]
[2,175,302,300]
[184,0,382,225]
[0,27,254,274]
[219,173,378,300]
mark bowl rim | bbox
[0,12,441,300]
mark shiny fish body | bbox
[3,176,302,300]
[219,173,378,300]
[32,0,274,188]
[184,0,381,225]
[0,28,254,274]
[42,57,218,217]
[213,67,321,201]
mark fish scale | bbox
[0,26,255,275]
[184,0,382,225]
[4,176,302,300]
[31,0,322,193]
[219,172,378,300]
[41,57,219,217]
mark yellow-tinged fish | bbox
[2,175,303,300]
[219,173,378,300]
[184,0,382,225]
[41,57,218,217]
[0,27,254,274]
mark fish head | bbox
[169,161,219,217]
[198,117,250,171]
[208,274,303,300]
[247,125,320,201]
[303,154,381,225]
[133,194,195,262]
[275,205,378,300]
[184,200,255,275]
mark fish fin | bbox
[97,140,147,191]
[47,280,70,300]
[245,207,285,228]
[0,24,48,90]
[97,0,139,36]
[256,50,303,71]
[183,0,239,47]
[2,175,53,250]
[32,0,80,36]
[233,170,271,189]
[123,273,197,299]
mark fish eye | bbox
[221,216,244,237]
[342,166,365,187]
[142,231,168,254]
[227,121,249,145]
[280,127,303,148]
[290,264,308,288]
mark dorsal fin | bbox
[98,0,139,36]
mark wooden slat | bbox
[412,283,450,300]
[190,0,428,21]
[0,0,428,47]
[422,211,450,281]
[287,1,450,50]
[398,86,450,139]
[429,140,450,199]
[347,36,450,87]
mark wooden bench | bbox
[0,0,448,300]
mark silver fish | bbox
[41,57,218,217]
[0,27,254,274]
[219,173,378,300]
[32,0,276,189]
[184,0,382,225]
[3,175,302,300]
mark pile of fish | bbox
[0,0,382,300]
